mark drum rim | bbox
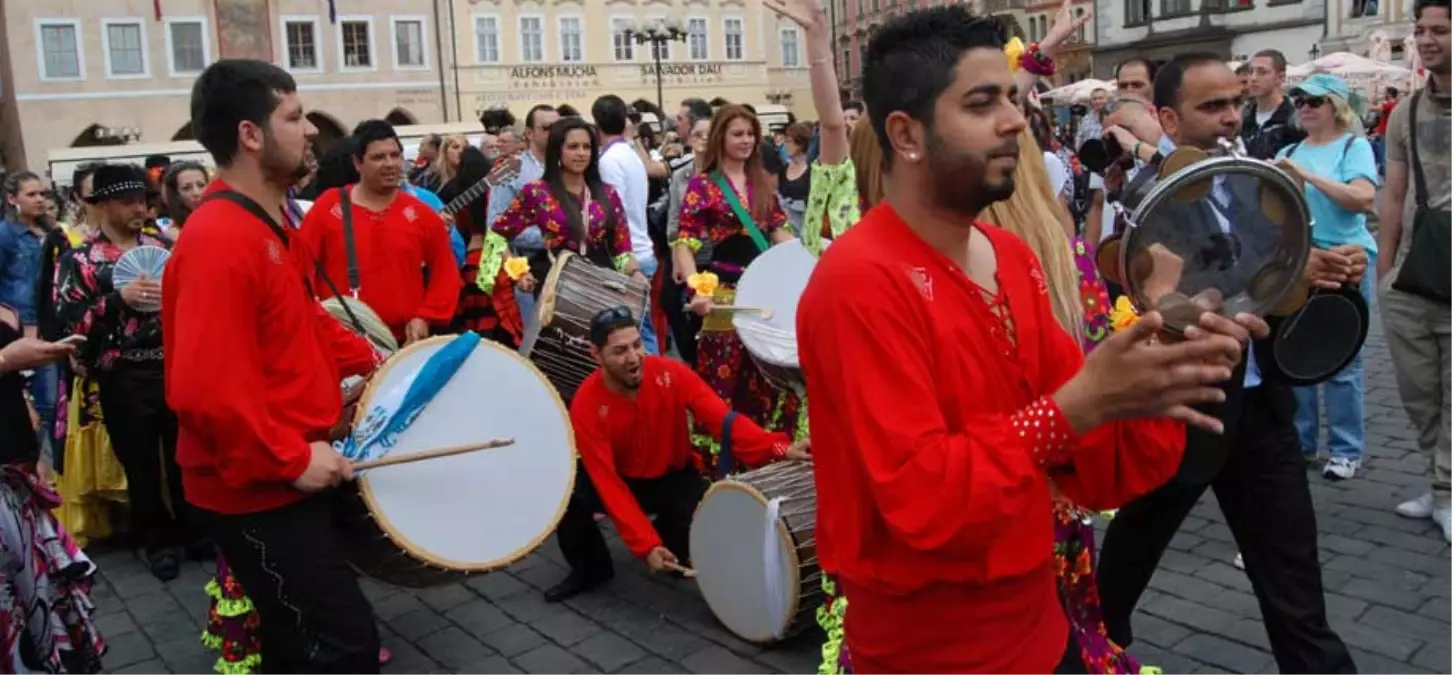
[353,334,578,572]
[732,240,811,370]
[1122,155,1313,324]
[690,473,808,642]
[536,250,576,329]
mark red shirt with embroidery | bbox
[798,204,1185,674]
[570,356,790,557]
[165,182,379,515]
[297,186,461,339]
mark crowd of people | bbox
[0,0,1445,672]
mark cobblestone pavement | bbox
[95,316,1450,674]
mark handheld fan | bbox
[113,245,170,312]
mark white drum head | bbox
[356,336,575,571]
[732,239,823,369]
[690,482,801,643]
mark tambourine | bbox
[1099,139,1312,334]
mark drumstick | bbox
[663,560,698,578]
[352,438,516,470]
[712,305,774,319]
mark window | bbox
[687,18,709,60]
[647,18,671,60]
[612,18,635,61]
[841,47,851,77]
[165,19,208,75]
[1161,0,1192,15]
[339,18,374,69]
[520,16,544,63]
[724,18,744,61]
[1028,16,1038,40]
[282,18,320,71]
[35,20,82,80]
[1075,9,1088,41]
[474,15,500,63]
[559,17,583,62]
[780,28,800,67]
[104,20,146,77]
[1125,0,1150,24]
[392,17,427,69]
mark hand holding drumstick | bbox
[646,546,696,577]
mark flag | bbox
[328,0,338,23]
[341,333,481,466]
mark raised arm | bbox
[766,0,848,166]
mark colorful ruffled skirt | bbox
[53,378,127,549]
[0,463,105,673]
[200,554,261,674]
[450,248,524,350]
[691,288,803,475]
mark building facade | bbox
[1322,0,1416,61]
[439,0,816,125]
[0,0,449,172]
[1092,0,1326,79]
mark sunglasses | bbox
[1294,95,1328,109]
[589,305,638,345]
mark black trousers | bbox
[1096,385,1356,674]
[557,462,707,579]
[205,496,380,674]
[97,362,193,551]
[659,256,701,366]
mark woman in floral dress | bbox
[670,105,801,472]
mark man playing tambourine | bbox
[544,306,811,602]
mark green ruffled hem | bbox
[816,575,848,675]
[612,252,634,274]
[199,632,262,675]
[204,579,256,618]
[475,231,510,294]
[1141,666,1163,674]
[672,236,703,253]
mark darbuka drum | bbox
[1116,142,1312,333]
[690,462,821,643]
[336,336,575,587]
[732,239,824,394]
[520,251,648,401]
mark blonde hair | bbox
[430,134,469,185]
[850,120,884,208]
[981,126,1083,336]
[1328,95,1364,137]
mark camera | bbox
[1077,133,1133,176]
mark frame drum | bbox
[520,251,648,401]
[336,336,576,587]
[732,239,823,394]
[689,461,821,643]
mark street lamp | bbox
[619,18,689,112]
[1309,43,1322,60]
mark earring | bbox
[906,152,919,161]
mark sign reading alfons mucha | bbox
[471,64,599,106]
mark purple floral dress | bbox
[490,180,633,271]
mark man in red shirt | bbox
[545,306,810,602]
[164,59,382,673]
[797,7,1268,673]
[298,119,461,344]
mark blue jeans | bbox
[637,257,659,356]
[1293,268,1374,460]
[27,362,57,452]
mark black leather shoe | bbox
[544,572,610,603]
[148,550,181,582]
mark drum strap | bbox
[715,411,738,481]
[201,191,368,337]
[339,186,361,295]
[711,172,770,253]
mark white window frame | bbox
[723,16,745,61]
[557,14,585,63]
[646,15,671,61]
[686,17,709,61]
[33,18,85,82]
[335,15,377,73]
[472,12,501,64]
[610,16,636,62]
[389,15,430,71]
[279,15,323,74]
[779,26,801,68]
[163,16,211,77]
[518,14,546,63]
[101,18,149,79]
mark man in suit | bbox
[1095,53,1358,674]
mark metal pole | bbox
[655,40,666,113]
[448,0,463,123]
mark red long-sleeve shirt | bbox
[164,182,378,515]
[297,186,461,339]
[570,356,790,557]
[798,205,1185,674]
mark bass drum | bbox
[732,239,823,395]
[520,251,649,401]
[336,335,576,587]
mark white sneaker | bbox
[1433,508,1452,544]
[1398,493,1436,519]
[1323,457,1361,481]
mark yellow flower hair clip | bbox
[1004,37,1026,73]
[687,272,720,298]
[1109,296,1141,332]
